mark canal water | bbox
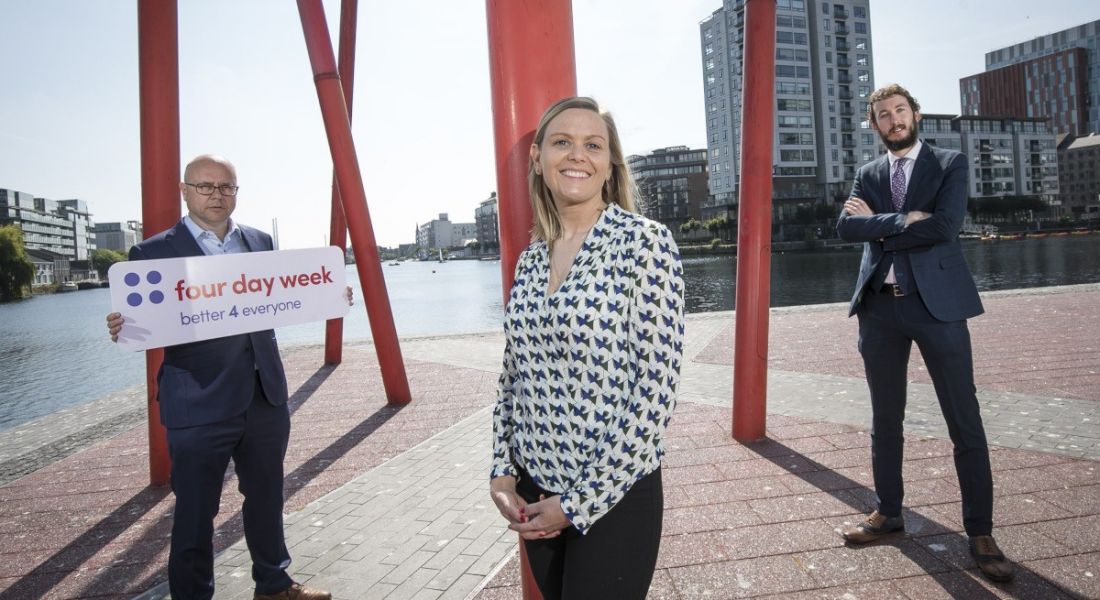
[2,234,1098,430]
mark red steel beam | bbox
[136,0,180,486]
[486,3,576,597]
[296,0,411,404]
[732,0,776,442]
[323,0,358,366]
[486,0,577,301]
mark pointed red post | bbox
[732,0,776,442]
[136,0,180,486]
[486,0,577,301]
[486,3,576,598]
[323,0,358,366]
[296,0,411,404]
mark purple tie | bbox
[891,158,909,212]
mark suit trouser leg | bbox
[234,376,294,594]
[858,291,913,518]
[166,417,242,600]
[904,302,994,537]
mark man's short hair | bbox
[866,84,921,124]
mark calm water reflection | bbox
[2,235,1098,429]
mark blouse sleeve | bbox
[490,249,530,480]
[558,224,685,533]
[490,334,520,479]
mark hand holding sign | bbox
[108,247,350,351]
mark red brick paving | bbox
[476,402,1100,599]
[0,348,497,600]
[697,288,1100,402]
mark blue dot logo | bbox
[123,270,167,307]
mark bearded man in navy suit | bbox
[107,155,330,600]
[836,85,1013,583]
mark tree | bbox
[680,218,701,236]
[0,225,35,302]
[90,248,127,278]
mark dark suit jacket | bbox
[836,142,983,322]
[129,220,289,429]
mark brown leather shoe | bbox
[840,510,905,544]
[254,582,332,600]
[969,535,1014,583]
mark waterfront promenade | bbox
[1,284,1098,599]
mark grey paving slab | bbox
[199,406,512,600]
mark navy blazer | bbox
[836,142,983,322]
[129,220,289,429]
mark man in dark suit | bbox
[836,85,1013,582]
[107,155,330,600]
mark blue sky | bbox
[1,0,1097,248]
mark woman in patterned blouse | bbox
[489,96,685,599]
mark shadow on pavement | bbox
[745,438,1077,599]
[0,486,171,600]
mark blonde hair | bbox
[528,97,637,243]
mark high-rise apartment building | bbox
[960,48,1089,135]
[474,193,500,249]
[699,0,876,229]
[0,188,97,260]
[1057,133,1100,219]
[920,114,1058,205]
[627,146,708,239]
[961,19,1100,135]
[93,221,143,252]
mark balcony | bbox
[835,23,849,35]
[839,89,853,100]
[836,40,849,52]
[838,73,852,84]
[841,121,854,132]
[834,7,848,19]
[836,56,851,68]
[840,105,854,116]
[842,139,856,149]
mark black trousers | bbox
[165,375,293,599]
[857,288,993,537]
[518,467,663,600]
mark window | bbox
[856,53,868,66]
[706,59,715,70]
[826,51,833,64]
[705,44,714,55]
[778,98,812,111]
[824,35,832,48]
[821,2,830,15]
[856,38,867,50]
[862,133,875,145]
[858,70,869,82]
[855,22,867,34]
[853,5,866,18]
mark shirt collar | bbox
[182,214,241,242]
[888,139,922,167]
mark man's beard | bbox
[878,121,918,152]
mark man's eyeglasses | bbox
[185,182,240,196]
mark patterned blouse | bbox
[491,203,685,534]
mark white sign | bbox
[109,247,350,351]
